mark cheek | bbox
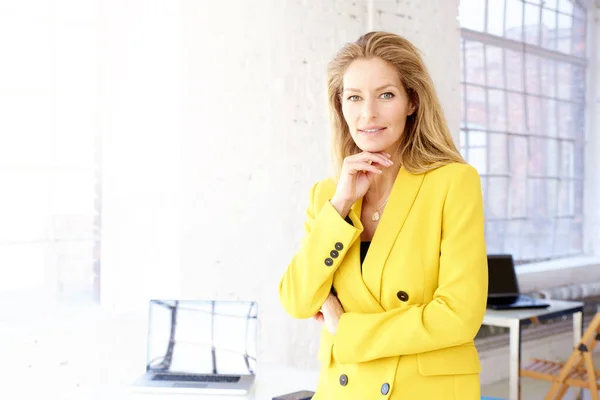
[341,103,357,126]
[383,103,409,126]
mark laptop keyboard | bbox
[152,374,241,383]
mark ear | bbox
[407,102,416,116]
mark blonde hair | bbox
[327,31,465,177]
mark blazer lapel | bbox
[362,168,425,302]
[334,198,385,313]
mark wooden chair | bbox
[521,312,600,400]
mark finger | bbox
[353,152,394,167]
[349,161,383,175]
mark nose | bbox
[360,99,377,120]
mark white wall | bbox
[99,0,182,310]
[100,0,461,367]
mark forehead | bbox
[342,57,401,89]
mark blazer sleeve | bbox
[333,165,488,364]
[279,181,363,319]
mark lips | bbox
[358,127,386,135]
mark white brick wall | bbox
[101,0,462,367]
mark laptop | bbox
[132,299,258,395]
[487,254,550,310]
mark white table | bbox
[127,364,320,400]
[483,299,585,400]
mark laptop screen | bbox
[487,254,520,297]
[146,300,258,376]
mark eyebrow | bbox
[343,84,398,93]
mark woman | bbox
[279,32,487,399]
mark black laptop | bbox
[486,254,550,310]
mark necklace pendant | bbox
[372,211,380,222]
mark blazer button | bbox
[397,291,409,302]
[339,374,348,386]
[330,250,339,258]
[335,242,344,251]
[381,382,390,395]
[324,258,333,267]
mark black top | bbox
[360,241,371,266]
[344,214,371,268]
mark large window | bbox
[459,0,588,263]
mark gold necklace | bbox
[365,196,389,222]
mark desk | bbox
[483,299,584,400]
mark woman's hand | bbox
[313,293,345,335]
[330,151,393,217]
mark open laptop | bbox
[487,254,550,310]
[132,299,258,395]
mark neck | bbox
[364,164,401,207]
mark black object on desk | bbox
[272,390,315,400]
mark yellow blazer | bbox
[279,162,488,400]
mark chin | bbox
[356,140,392,153]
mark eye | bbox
[347,95,361,101]
[380,92,395,100]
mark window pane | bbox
[505,50,523,91]
[469,146,487,174]
[572,66,586,102]
[546,178,559,217]
[546,139,559,178]
[526,95,541,134]
[569,217,583,254]
[528,137,547,177]
[487,177,508,218]
[557,101,574,138]
[465,41,485,85]
[486,46,504,88]
[557,0,573,14]
[503,220,522,256]
[487,89,507,131]
[466,85,487,128]
[487,0,505,36]
[509,135,528,218]
[486,220,506,254]
[556,13,573,54]
[558,180,574,216]
[556,62,572,99]
[505,0,524,40]
[524,3,541,45]
[560,140,575,179]
[528,178,549,219]
[507,92,525,133]
[541,98,558,137]
[541,9,558,50]
[525,54,541,95]
[489,133,508,174]
[573,17,586,57]
[540,59,556,98]
[459,0,485,31]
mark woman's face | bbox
[341,57,414,154]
